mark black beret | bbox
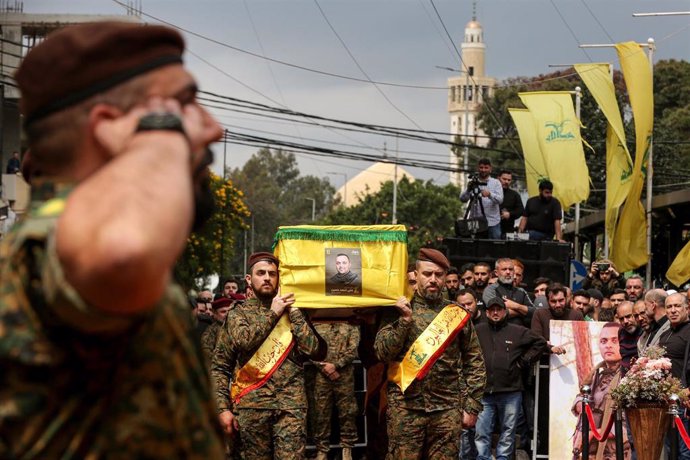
[587,289,604,302]
[16,21,184,125]
[487,297,506,309]
[417,248,450,271]
[248,252,280,270]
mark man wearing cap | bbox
[212,252,326,460]
[202,295,241,358]
[0,22,225,458]
[374,248,486,459]
[474,297,546,460]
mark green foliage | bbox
[174,173,250,292]
[652,60,690,187]
[322,177,462,257]
[226,148,336,273]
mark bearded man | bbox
[0,22,226,458]
[374,248,486,459]
[531,284,584,355]
[212,252,326,460]
[482,258,534,327]
[519,179,563,242]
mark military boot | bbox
[315,451,328,460]
[341,447,352,460]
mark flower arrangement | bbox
[611,345,688,408]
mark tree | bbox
[174,173,250,292]
[323,177,462,257]
[227,148,336,273]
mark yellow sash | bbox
[388,304,469,393]
[230,314,294,404]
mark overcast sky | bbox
[27,0,690,187]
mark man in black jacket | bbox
[498,170,524,238]
[475,297,547,460]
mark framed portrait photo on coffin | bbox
[272,225,408,309]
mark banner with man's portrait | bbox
[273,225,407,309]
[549,320,630,460]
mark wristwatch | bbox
[136,112,186,136]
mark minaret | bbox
[447,5,496,186]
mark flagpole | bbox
[645,38,655,288]
[574,86,582,260]
[580,40,655,286]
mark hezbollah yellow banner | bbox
[509,108,548,197]
[667,241,690,287]
[387,304,469,393]
[574,63,633,252]
[273,225,407,308]
[610,42,653,272]
[519,91,590,209]
[231,313,294,404]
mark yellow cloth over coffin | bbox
[273,225,408,308]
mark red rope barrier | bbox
[584,403,616,441]
[675,415,690,449]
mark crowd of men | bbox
[460,158,563,241]
[4,20,690,460]
[188,250,690,460]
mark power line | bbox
[110,0,447,90]
[313,0,426,131]
[549,0,593,61]
[579,0,615,43]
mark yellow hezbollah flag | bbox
[667,241,690,287]
[273,225,407,308]
[519,91,590,209]
[610,42,653,272]
[509,108,548,197]
[574,63,633,252]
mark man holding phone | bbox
[582,259,625,298]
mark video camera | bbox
[467,173,487,191]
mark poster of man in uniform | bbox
[549,320,631,460]
[325,248,362,296]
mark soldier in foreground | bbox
[212,252,326,460]
[374,248,486,459]
[0,22,225,458]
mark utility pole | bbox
[304,197,316,221]
[327,171,348,207]
[392,135,399,225]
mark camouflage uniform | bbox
[202,320,223,358]
[0,182,224,459]
[373,292,486,460]
[212,298,324,460]
[311,322,361,452]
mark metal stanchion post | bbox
[582,385,591,460]
[670,394,680,460]
[614,408,624,460]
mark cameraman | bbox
[460,158,503,239]
[582,259,625,298]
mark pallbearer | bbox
[374,248,486,459]
[212,252,326,460]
